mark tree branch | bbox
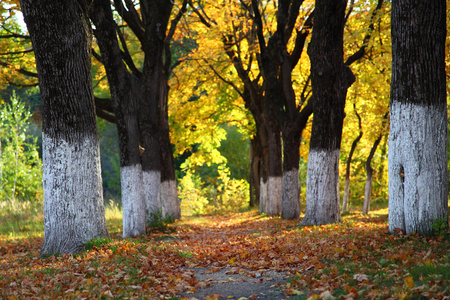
[94,96,115,114]
[251,0,268,56]
[91,48,103,64]
[0,48,34,56]
[188,0,215,27]
[290,9,314,68]
[0,60,38,77]
[5,78,38,88]
[345,0,384,66]
[113,0,145,42]
[204,59,244,99]
[116,26,142,78]
[283,0,304,43]
[0,33,30,39]
[344,0,355,25]
[95,108,116,123]
[165,0,188,74]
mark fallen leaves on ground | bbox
[0,210,449,299]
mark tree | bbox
[19,0,109,255]
[90,0,146,237]
[0,92,42,202]
[342,104,362,213]
[110,0,185,221]
[184,0,315,217]
[301,0,355,225]
[362,112,388,215]
[251,0,314,218]
[0,1,37,89]
[168,1,268,211]
[339,0,391,210]
[89,0,186,223]
[388,0,448,235]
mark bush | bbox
[178,167,249,216]
[0,92,42,202]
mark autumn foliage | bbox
[1,210,449,299]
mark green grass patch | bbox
[0,198,123,240]
[147,210,175,233]
[411,262,450,281]
[0,199,44,238]
[84,237,112,251]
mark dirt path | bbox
[178,267,293,299]
[166,213,301,300]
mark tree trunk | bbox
[389,0,448,235]
[159,81,180,219]
[281,126,301,219]
[20,0,109,255]
[90,0,146,237]
[262,118,282,215]
[249,134,261,207]
[302,0,355,225]
[139,0,174,222]
[140,61,162,222]
[363,134,382,215]
[342,105,362,213]
[259,126,269,214]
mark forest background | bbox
[0,0,449,218]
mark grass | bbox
[1,198,449,299]
[0,199,43,238]
[0,198,123,240]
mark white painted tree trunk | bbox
[363,175,372,215]
[388,102,448,235]
[265,176,282,215]
[302,149,341,225]
[342,178,350,213]
[159,179,181,219]
[21,0,110,256]
[281,169,300,219]
[121,165,146,237]
[41,135,108,254]
[259,178,267,214]
[144,170,162,222]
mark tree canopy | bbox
[0,0,449,218]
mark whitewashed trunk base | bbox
[342,178,350,213]
[263,176,282,215]
[281,169,300,219]
[388,101,448,235]
[143,170,161,222]
[259,179,267,214]
[363,175,372,215]
[121,165,146,237]
[41,134,108,255]
[159,179,181,220]
[302,149,341,225]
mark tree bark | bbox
[363,134,382,215]
[90,0,146,237]
[250,0,316,218]
[159,81,181,219]
[249,133,262,207]
[20,0,109,255]
[302,0,355,225]
[139,0,174,222]
[388,0,448,236]
[262,117,282,215]
[281,126,301,219]
[342,105,362,213]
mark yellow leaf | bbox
[404,276,415,289]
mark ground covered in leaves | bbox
[1,210,449,299]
